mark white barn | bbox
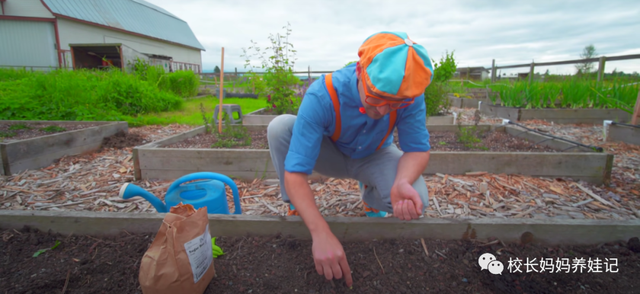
[0,0,205,72]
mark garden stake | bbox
[218,47,225,134]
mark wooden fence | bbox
[490,53,640,84]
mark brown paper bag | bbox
[139,203,215,294]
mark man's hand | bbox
[312,231,353,287]
[284,171,353,287]
[391,180,423,221]
[391,151,430,221]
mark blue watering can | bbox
[119,172,242,214]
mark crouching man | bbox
[267,31,434,287]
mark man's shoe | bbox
[358,182,387,217]
[287,203,299,216]
[363,201,388,217]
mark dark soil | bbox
[1,227,639,294]
[0,122,100,141]
[163,130,269,149]
[101,130,145,149]
[161,128,558,152]
[414,130,559,152]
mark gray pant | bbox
[267,114,429,213]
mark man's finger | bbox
[315,260,324,276]
[322,264,334,281]
[339,257,353,287]
[331,261,343,280]
[393,200,402,218]
[407,200,419,219]
[401,200,411,220]
[412,193,424,215]
[397,201,404,220]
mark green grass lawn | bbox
[134,95,266,126]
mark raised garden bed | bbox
[134,124,612,184]
[244,108,455,125]
[448,94,496,109]
[479,103,631,124]
[0,120,128,176]
[1,211,639,293]
[606,122,640,145]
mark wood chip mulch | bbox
[1,109,638,221]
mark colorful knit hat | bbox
[357,31,434,99]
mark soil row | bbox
[161,129,559,153]
[0,122,102,141]
[2,227,638,294]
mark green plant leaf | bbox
[33,240,61,257]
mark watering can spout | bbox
[119,183,168,213]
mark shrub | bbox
[424,82,451,117]
[241,22,302,115]
[424,50,457,117]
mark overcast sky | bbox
[145,0,640,76]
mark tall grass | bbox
[0,67,185,123]
[487,78,638,112]
[132,60,199,98]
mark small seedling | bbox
[8,124,31,131]
[0,131,16,138]
[40,126,66,133]
[33,240,61,257]
[211,114,251,148]
[457,124,485,149]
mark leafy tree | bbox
[575,44,597,74]
[214,66,220,73]
[241,22,302,115]
[431,50,457,83]
[344,61,358,68]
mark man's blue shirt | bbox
[284,63,431,175]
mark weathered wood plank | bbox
[140,168,326,182]
[0,145,5,176]
[480,103,520,121]
[1,211,638,245]
[243,108,277,125]
[480,103,631,124]
[448,95,463,108]
[503,125,596,152]
[136,146,611,183]
[519,108,630,124]
[608,124,640,145]
[138,148,273,172]
[426,115,454,125]
[1,121,127,175]
[0,120,111,126]
[424,152,612,184]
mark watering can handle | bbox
[166,172,242,215]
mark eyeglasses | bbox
[361,78,415,110]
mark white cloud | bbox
[145,0,640,75]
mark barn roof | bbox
[42,0,205,50]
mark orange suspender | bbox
[376,110,397,150]
[324,73,397,151]
[325,73,342,142]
